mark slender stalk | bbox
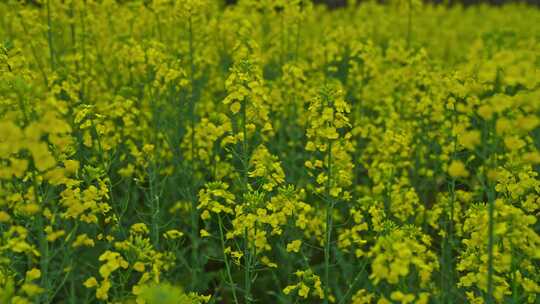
[188,14,196,174]
[79,2,87,98]
[48,223,78,304]
[280,12,285,66]
[218,214,240,304]
[406,0,413,49]
[17,94,49,302]
[294,19,301,62]
[154,10,163,43]
[68,0,81,96]
[324,137,334,304]
[16,12,48,85]
[244,228,252,304]
[69,1,76,54]
[486,186,495,304]
[338,260,368,304]
[241,96,249,192]
[46,0,55,70]
[483,112,496,304]
[510,245,518,304]
[147,63,166,248]
[187,13,201,289]
[150,167,160,248]
[33,169,50,303]
[441,102,458,303]
[241,94,251,303]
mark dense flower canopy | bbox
[0,0,539,303]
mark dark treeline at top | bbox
[21,0,540,7]
[224,0,540,7]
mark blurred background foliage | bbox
[224,0,539,7]
[20,0,540,8]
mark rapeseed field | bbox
[0,1,539,303]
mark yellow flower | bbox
[298,283,310,298]
[523,151,540,164]
[230,102,241,113]
[25,268,41,281]
[201,210,210,220]
[458,130,481,150]
[448,160,469,178]
[45,226,65,242]
[495,118,512,135]
[83,277,98,288]
[477,105,493,120]
[22,203,40,215]
[72,234,95,248]
[516,115,539,132]
[0,211,11,222]
[163,229,184,240]
[390,291,415,304]
[64,160,80,175]
[286,240,302,253]
[504,136,525,151]
[96,279,111,300]
[130,223,149,235]
[351,289,374,304]
[283,285,297,295]
[260,256,277,268]
[142,144,155,154]
[20,283,44,297]
[200,229,211,237]
[133,262,146,272]
[377,297,391,304]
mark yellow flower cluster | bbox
[369,227,438,287]
[283,269,324,300]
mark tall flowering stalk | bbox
[221,20,272,303]
[175,0,208,289]
[305,83,353,303]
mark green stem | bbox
[218,214,240,304]
[46,0,55,70]
[324,138,333,304]
[33,169,50,303]
[510,245,518,304]
[187,13,201,289]
[150,168,160,248]
[406,0,413,49]
[244,228,252,304]
[17,93,50,302]
[338,260,368,304]
[442,102,458,302]
[16,12,48,86]
[486,185,495,304]
[241,96,249,193]
[483,112,496,304]
[241,94,251,303]
[80,3,87,97]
